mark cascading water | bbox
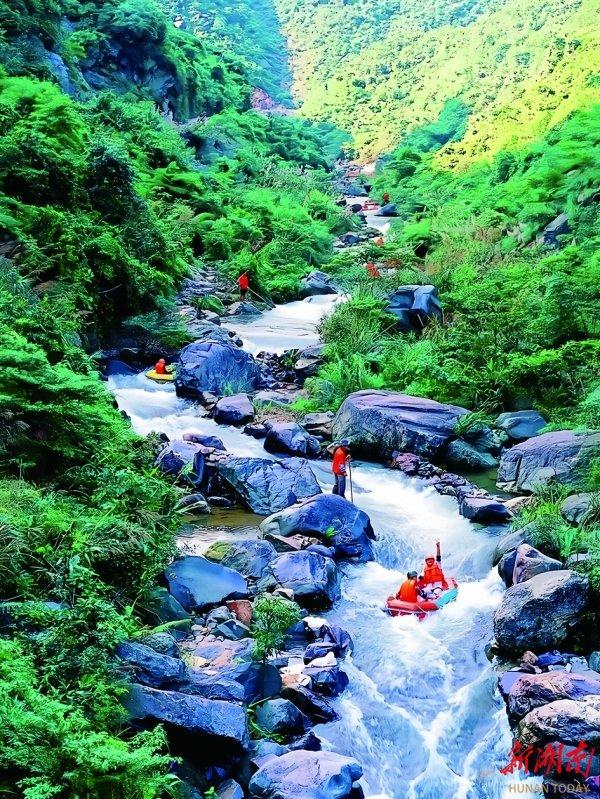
[109,296,527,799]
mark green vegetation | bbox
[251,594,302,663]
[305,108,600,423]
[274,0,599,162]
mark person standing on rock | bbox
[332,439,351,498]
[237,272,249,299]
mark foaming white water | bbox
[107,298,520,799]
[222,294,342,355]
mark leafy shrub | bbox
[251,594,302,663]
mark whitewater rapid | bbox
[108,297,524,799]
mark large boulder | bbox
[377,203,398,216]
[459,495,511,523]
[218,457,321,515]
[249,750,362,799]
[518,695,600,748]
[333,390,468,460]
[385,285,443,333]
[445,440,498,471]
[302,665,349,697]
[281,686,339,724]
[164,556,248,612]
[176,340,261,398]
[494,410,547,442]
[512,543,562,585]
[294,345,325,383]
[155,440,204,485]
[124,684,248,756]
[254,698,309,739]
[226,301,261,316]
[299,271,339,297]
[182,672,245,703]
[300,412,334,439]
[220,540,278,581]
[497,431,600,493]
[214,394,254,425]
[535,212,570,249]
[264,423,320,458]
[116,642,184,689]
[260,494,375,562]
[492,523,536,565]
[268,552,341,610]
[493,570,589,654]
[506,672,600,721]
[561,493,594,526]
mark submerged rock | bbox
[333,390,468,460]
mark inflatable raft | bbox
[145,368,175,383]
[386,578,458,618]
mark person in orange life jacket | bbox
[331,439,351,499]
[237,272,249,299]
[418,540,448,597]
[365,261,381,278]
[382,192,390,204]
[374,236,384,246]
[154,358,167,375]
[391,571,424,603]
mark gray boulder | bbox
[512,543,562,585]
[124,684,248,755]
[385,285,443,333]
[249,750,362,799]
[300,271,339,297]
[222,662,282,704]
[214,394,254,425]
[498,549,519,587]
[301,412,334,438]
[294,345,325,382]
[140,632,180,657]
[116,642,184,688]
[220,540,278,581]
[377,202,398,216]
[218,457,321,515]
[176,340,261,398]
[226,301,261,316]
[445,440,498,471]
[492,523,536,565]
[507,672,600,721]
[183,432,227,451]
[182,673,245,703]
[519,695,600,748]
[494,410,547,442]
[332,390,468,460]
[302,665,349,697]
[459,496,511,523]
[535,212,570,249]
[497,431,600,493]
[255,698,310,738]
[268,551,340,610]
[164,556,248,612]
[493,570,589,654]
[155,440,204,485]
[264,423,320,458]
[281,686,339,724]
[216,780,244,799]
[260,494,375,562]
[561,493,594,526]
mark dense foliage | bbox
[274,0,600,161]
[305,107,600,423]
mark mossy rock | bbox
[204,540,234,562]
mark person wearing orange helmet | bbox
[419,540,448,597]
[154,358,167,375]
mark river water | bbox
[109,296,524,799]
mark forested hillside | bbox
[0,2,345,795]
[274,0,600,161]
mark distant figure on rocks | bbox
[154,358,167,375]
[331,439,351,498]
[382,192,390,204]
[419,540,448,597]
[238,272,249,299]
[365,261,381,278]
